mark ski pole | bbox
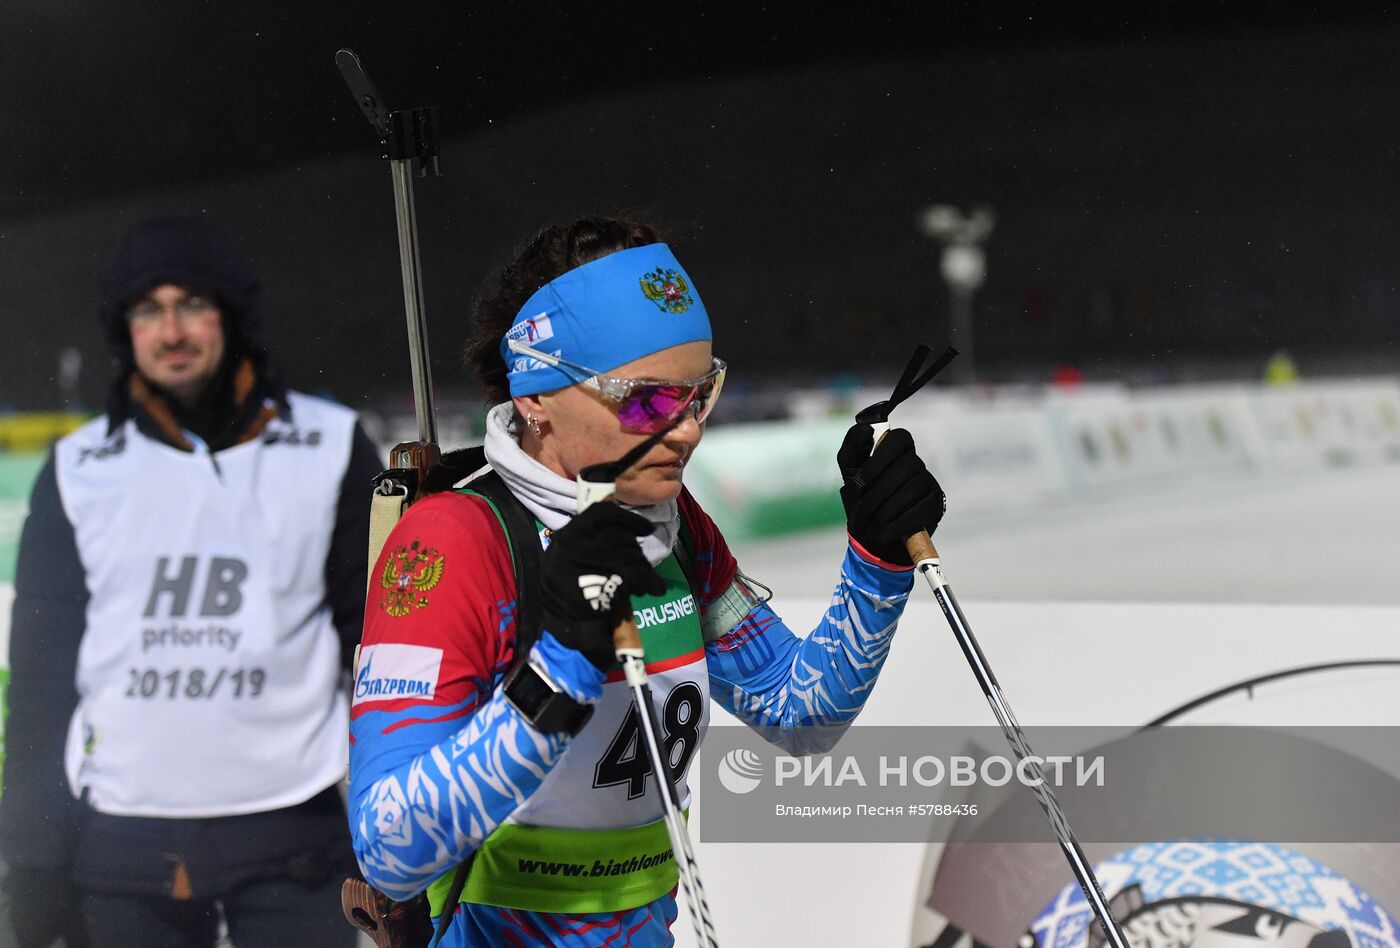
[863,345,1129,948]
[577,427,720,948]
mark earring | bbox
[527,414,542,436]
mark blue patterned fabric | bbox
[706,544,913,754]
[1029,841,1400,947]
[349,485,913,946]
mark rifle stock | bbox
[341,878,434,948]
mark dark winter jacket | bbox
[0,373,381,898]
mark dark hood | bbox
[99,215,263,355]
[99,215,287,434]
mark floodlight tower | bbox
[920,204,995,385]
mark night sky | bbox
[3,2,1396,411]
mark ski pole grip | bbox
[905,530,939,564]
[868,424,940,563]
[613,615,643,652]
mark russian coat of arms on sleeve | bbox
[379,540,445,617]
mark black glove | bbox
[1,866,90,948]
[540,503,667,670]
[838,424,946,566]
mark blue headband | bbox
[502,243,712,396]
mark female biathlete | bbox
[348,217,945,946]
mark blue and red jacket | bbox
[349,486,914,946]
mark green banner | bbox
[685,419,847,540]
[0,452,46,585]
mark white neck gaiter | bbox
[480,403,679,566]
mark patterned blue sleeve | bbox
[349,633,604,900]
[704,543,914,755]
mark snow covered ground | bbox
[727,462,1400,607]
[677,462,1400,948]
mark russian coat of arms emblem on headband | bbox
[379,540,445,617]
[639,268,694,314]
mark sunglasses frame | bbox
[506,337,726,430]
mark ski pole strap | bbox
[855,343,959,424]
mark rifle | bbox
[334,47,443,948]
[336,47,442,550]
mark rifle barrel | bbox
[388,161,437,444]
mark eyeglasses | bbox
[127,295,218,325]
[507,338,726,434]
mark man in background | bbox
[0,215,381,947]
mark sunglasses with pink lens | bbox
[507,338,726,434]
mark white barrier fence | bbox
[686,377,1400,539]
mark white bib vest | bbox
[431,542,710,914]
[507,521,710,832]
[56,392,357,818]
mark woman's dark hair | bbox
[467,216,662,405]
